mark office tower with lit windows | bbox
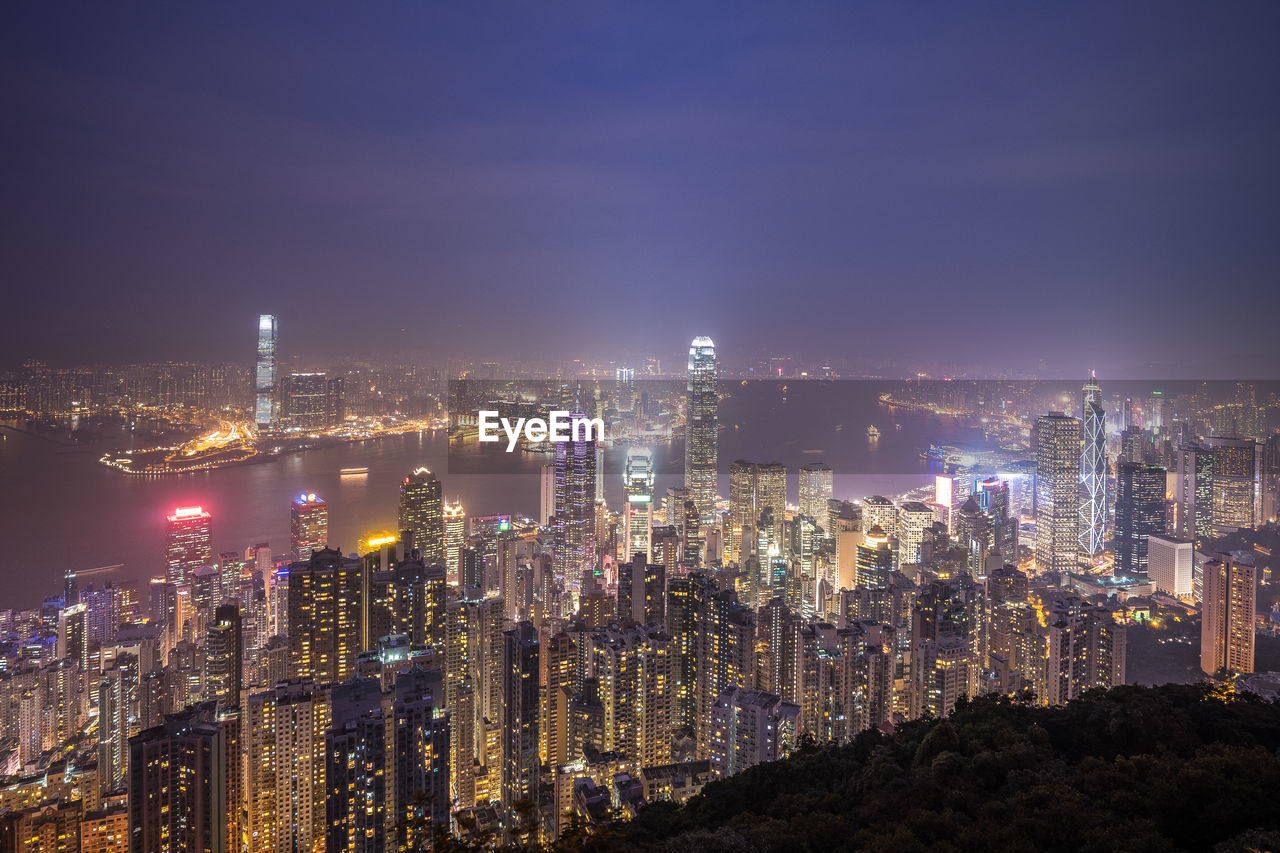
[975,477,1017,559]
[278,372,343,431]
[615,366,636,413]
[617,554,666,626]
[128,704,228,853]
[255,313,278,431]
[896,501,933,566]
[501,622,539,823]
[1079,372,1107,557]
[204,604,242,707]
[1148,535,1194,598]
[1115,462,1167,577]
[552,414,597,587]
[1035,413,1082,572]
[286,547,363,684]
[1176,444,1214,542]
[624,447,655,561]
[798,463,834,534]
[1200,555,1255,676]
[539,463,556,527]
[1045,598,1126,705]
[855,525,894,589]
[289,492,328,561]
[684,336,718,537]
[1204,437,1260,533]
[165,506,212,586]
[399,468,444,564]
[727,460,786,564]
[244,679,330,853]
[443,500,466,583]
[861,495,897,538]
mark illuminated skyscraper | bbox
[205,604,243,707]
[1035,413,1082,573]
[1114,462,1166,577]
[399,468,444,564]
[727,460,786,564]
[255,313,278,431]
[1204,437,1260,533]
[685,336,718,539]
[1079,372,1107,557]
[444,499,466,583]
[128,705,228,853]
[166,506,212,586]
[624,447,655,560]
[286,548,363,684]
[290,492,328,561]
[244,679,330,853]
[278,372,343,431]
[552,413,597,587]
[1177,443,1214,541]
[798,463,834,535]
[1200,555,1255,676]
[615,366,636,413]
[501,622,539,825]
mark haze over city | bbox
[4,2,1280,374]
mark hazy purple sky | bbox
[2,2,1278,374]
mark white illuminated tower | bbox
[685,336,718,540]
[1079,372,1107,557]
[624,447,655,560]
[255,314,278,431]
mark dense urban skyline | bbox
[4,2,1280,373]
[5,5,1280,850]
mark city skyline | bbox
[4,5,1280,849]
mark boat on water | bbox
[339,466,369,475]
[867,424,881,438]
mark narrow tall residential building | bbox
[1200,555,1255,676]
[727,460,787,564]
[244,679,330,853]
[128,704,227,853]
[685,336,719,539]
[286,547,363,684]
[707,686,799,778]
[1035,413,1082,573]
[1045,599,1126,706]
[399,468,444,564]
[501,623,540,822]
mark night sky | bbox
[3,2,1278,374]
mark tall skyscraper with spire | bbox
[1079,372,1107,557]
[255,313,278,431]
[685,336,718,546]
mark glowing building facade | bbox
[1035,413,1082,573]
[166,506,212,586]
[290,493,328,561]
[624,447,655,561]
[399,468,444,564]
[255,313,277,431]
[684,336,718,542]
[1079,372,1107,557]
